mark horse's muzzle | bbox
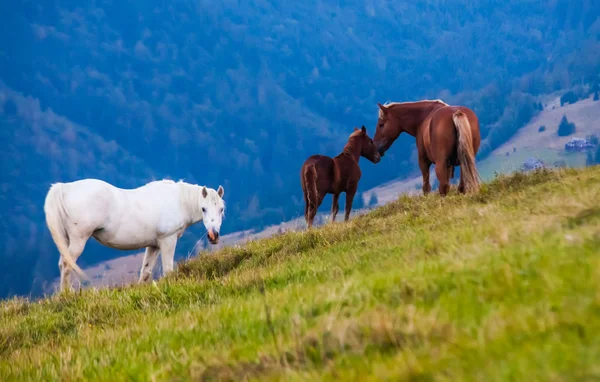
[208,229,220,245]
[375,141,387,157]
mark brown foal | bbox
[300,126,381,228]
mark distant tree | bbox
[557,115,576,136]
[586,151,595,166]
[368,193,378,207]
[354,193,365,209]
[554,160,567,168]
[587,135,599,146]
[596,145,600,165]
[538,125,546,132]
[560,91,578,106]
[594,91,599,101]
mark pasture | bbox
[1,167,599,381]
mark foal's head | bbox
[200,185,225,244]
[352,126,381,164]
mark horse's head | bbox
[200,185,225,245]
[373,103,401,157]
[355,126,381,164]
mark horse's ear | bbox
[202,186,208,198]
[377,103,387,115]
[217,185,224,198]
[361,125,367,134]
[353,127,359,132]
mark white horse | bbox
[43,178,225,292]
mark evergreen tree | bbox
[560,91,578,106]
[368,193,378,207]
[594,91,599,101]
[587,151,595,166]
[354,193,364,209]
[557,115,576,136]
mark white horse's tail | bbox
[44,184,89,281]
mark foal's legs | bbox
[419,157,432,195]
[331,193,340,222]
[435,160,452,197]
[307,194,324,228]
[158,236,178,275]
[304,195,309,223]
[344,184,358,221]
[59,236,88,292]
[138,246,160,283]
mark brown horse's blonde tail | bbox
[44,184,89,282]
[453,110,480,193]
[304,164,319,208]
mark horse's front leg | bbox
[138,246,160,283]
[158,235,178,276]
[344,184,358,222]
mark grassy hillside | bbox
[2,167,600,381]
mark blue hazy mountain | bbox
[1,1,598,297]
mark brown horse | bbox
[373,100,481,196]
[301,126,381,228]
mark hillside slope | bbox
[2,167,599,381]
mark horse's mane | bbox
[378,99,448,118]
[178,182,226,208]
[340,130,365,156]
[147,179,176,185]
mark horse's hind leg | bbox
[307,193,324,228]
[435,160,452,197]
[59,236,88,291]
[419,157,432,195]
[331,193,340,222]
[307,204,317,228]
[139,246,160,283]
[303,194,309,225]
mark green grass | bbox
[2,167,600,381]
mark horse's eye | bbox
[220,208,224,213]
[202,207,206,213]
